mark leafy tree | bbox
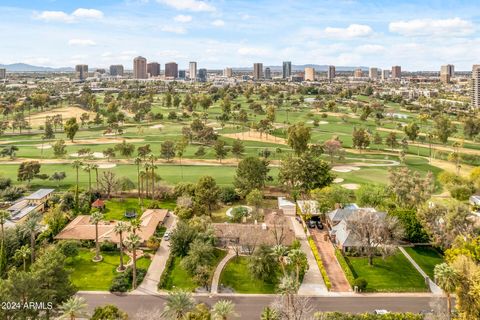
[231,139,245,159]
[352,127,370,152]
[0,145,19,159]
[463,117,480,139]
[91,305,128,320]
[311,185,352,213]
[388,167,434,208]
[287,123,311,155]
[213,140,228,163]
[53,139,67,157]
[385,132,398,150]
[323,138,343,163]
[195,176,220,215]
[355,184,391,208]
[99,171,120,198]
[181,238,215,274]
[161,140,176,162]
[234,157,270,197]
[246,188,263,216]
[114,140,135,157]
[17,161,41,184]
[433,115,457,144]
[249,245,278,282]
[50,171,67,187]
[64,117,79,142]
[404,122,420,143]
[170,221,198,257]
[43,120,55,139]
[388,208,429,243]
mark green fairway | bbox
[66,248,151,291]
[404,246,444,279]
[219,256,278,293]
[344,251,428,292]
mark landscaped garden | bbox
[343,250,428,292]
[102,198,175,221]
[404,246,444,279]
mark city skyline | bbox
[0,0,479,70]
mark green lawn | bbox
[161,249,227,292]
[344,251,428,292]
[219,256,278,294]
[404,246,444,279]
[66,248,152,291]
[102,198,175,221]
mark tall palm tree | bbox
[0,210,10,239]
[90,163,99,189]
[143,163,150,199]
[260,307,279,320]
[271,244,288,274]
[83,163,92,192]
[134,157,142,207]
[90,211,104,262]
[124,233,141,289]
[148,154,157,199]
[277,274,299,318]
[161,290,195,320]
[288,248,308,284]
[114,221,129,272]
[22,213,41,264]
[72,160,83,211]
[58,296,88,320]
[211,300,237,320]
[434,263,458,319]
[130,218,142,235]
[14,245,31,271]
[0,210,9,276]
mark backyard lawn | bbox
[102,198,175,221]
[219,256,278,294]
[344,251,428,292]
[404,246,444,279]
[66,248,151,291]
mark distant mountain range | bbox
[0,63,74,72]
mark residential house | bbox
[6,189,54,226]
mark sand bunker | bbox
[36,144,52,149]
[332,166,360,173]
[104,132,124,136]
[150,124,164,129]
[221,130,287,145]
[98,163,117,169]
[307,120,328,125]
[333,178,344,183]
[70,152,105,159]
[341,183,360,190]
[66,138,143,145]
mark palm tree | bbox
[114,221,129,272]
[58,296,88,320]
[211,300,237,320]
[143,163,150,199]
[0,210,10,239]
[72,160,83,211]
[288,248,308,284]
[271,244,288,274]
[90,211,104,262]
[161,290,195,320]
[14,245,31,271]
[83,163,92,192]
[277,274,299,318]
[148,154,157,199]
[434,263,458,319]
[22,213,41,264]
[130,218,142,235]
[90,163,99,189]
[260,307,279,320]
[124,233,141,289]
[134,157,142,207]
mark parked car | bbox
[316,221,324,229]
[374,310,389,315]
[163,232,170,241]
[307,220,316,228]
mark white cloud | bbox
[323,24,373,39]
[161,25,187,34]
[174,15,192,23]
[211,19,225,27]
[156,0,215,12]
[34,11,74,23]
[355,44,385,54]
[237,47,270,57]
[389,18,474,37]
[72,8,104,19]
[68,39,97,46]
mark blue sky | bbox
[0,0,479,70]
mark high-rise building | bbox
[189,62,197,81]
[253,63,263,80]
[382,69,390,80]
[327,65,335,81]
[265,67,272,80]
[472,65,480,109]
[96,68,106,74]
[440,64,455,83]
[133,56,147,79]
[304,67,315,81]
[165,62,178,79]
[282,61,292,79]
[369,67,378,80]
[354,68,363,78]
[223,67,233,77]
[178,70,186,79]
[0,68,6,80]
[391,66,402,79]
[75,64,88,81]
[109,65,124,76]
[198,68,207,82]
[147,62,161,77]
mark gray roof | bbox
[25,189,54,200]
[328,207,378,223]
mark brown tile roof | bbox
[92,199,105,207]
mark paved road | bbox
[78,293,440,318]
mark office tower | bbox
[189,61,197,81]
[304,67,315,81]
[265,67,272,80]
[253,63,263,80]
[0,68,6,79]
[165,62,178,79]
[440,64,455,83]
[133,56,147,79]
[282,61,292,79]
[96,68,106,74]
[75,64,88,81]
[354,68,363,78]
[178,70,186,79]
[109,65,124,76]
[472,65,480,109]
[382,69,389,80]
[223,67,233,77]
[391,65,401,79]
[147,62,161,77]
[198,68,207,82]
[327,65,335,81]
[369,67,378,80]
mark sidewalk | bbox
[133,214,177,295]
[211,250,236,294]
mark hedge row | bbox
[335,249,355,287]
[158,253,174,290]
[307,236,331,290]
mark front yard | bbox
[343,250,428,292]
[102,198,175,221]
[404,246,444,279]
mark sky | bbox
[0,0,479,71]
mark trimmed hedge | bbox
[335,249,354,287]
[158,253,174,290]
[307,236,331,289]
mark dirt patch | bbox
[221,130,287,145]
[429,159,473,177]
[333,178,344,183]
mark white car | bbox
[163,232,170,241]
[374,310,389,315]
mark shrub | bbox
[334,249,354,287]
[219,186,239,203]
[109,267,147,292]
[448,184,475,201]
[100,241,117,252]
[353,277,368,291]
[229,206,249,223]
[158,254,174,289]
[57,240,80,257]
[308,237,331,289]
[146,236,160,250]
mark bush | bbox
[308,237,331,289]
[100,241,117,252]
[219,186,239,203]
[91,305,128,320]
[146,236,160,250]
[57,240,80,257]
[448,184,475,201]
[353,277,368,291]
[109,267,147,292]
[229,206,249,223]
[158,254,174,289]
[335,249,354,287]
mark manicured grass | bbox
[404,246,444,279]
[162,249,227,291]
[344,251,428,292]
[219,256,278,294]
[66,248,151,291]
[102,198,175,221]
